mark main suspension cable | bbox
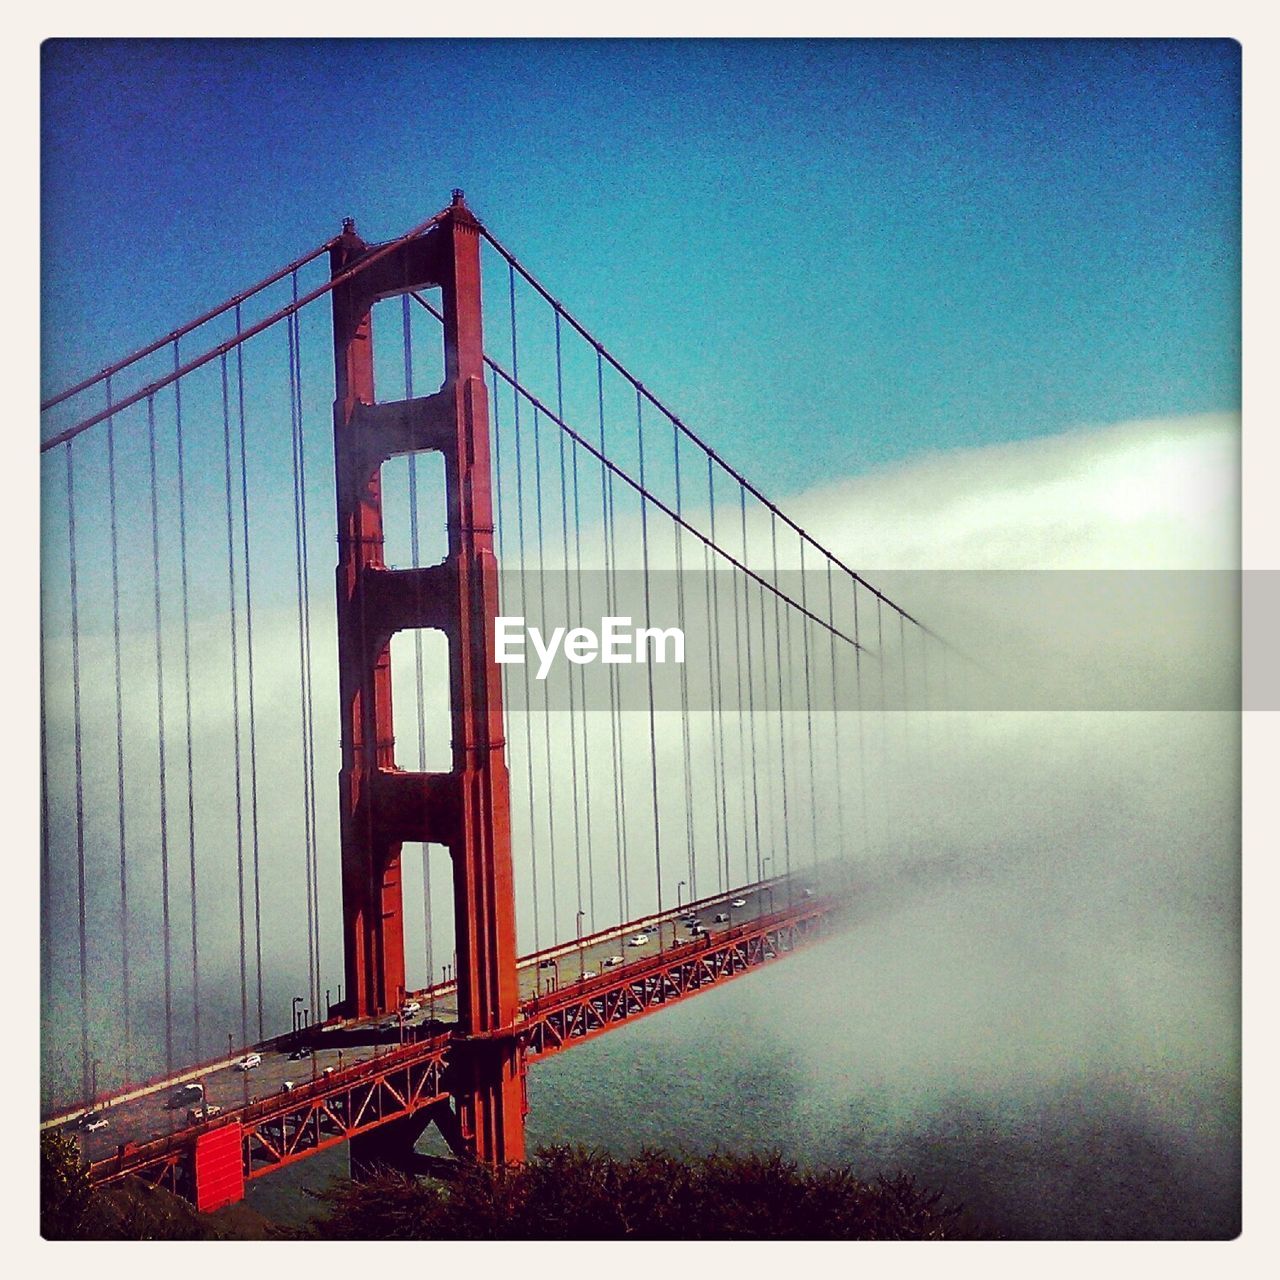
[44,212,451,450]
[41,234,340,413]
[477,225,940,641]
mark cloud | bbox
[41,400,1241,1204]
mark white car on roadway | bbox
[604,955,624,967]
[401,1000,421,1016]
[80,1112,108,1133]
[235,1052,262,1071]
[579,970,598,980]
[731,898,746,908]
[627,933,649,947]
[187,1104,223,1123]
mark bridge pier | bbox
[190,1123,245,1213]
[349,1101,466,1179]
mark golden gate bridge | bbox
[39,191,959,1210]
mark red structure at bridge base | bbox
[330,192,525,1165]
[192,1123,244,1213]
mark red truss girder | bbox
[241,1049,450,1179]
[89,1036,451,1194]
[520,900,838,1059]
[86,894,845,1200]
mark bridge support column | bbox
[330,191,524,1165]
[191,1123,245,1212]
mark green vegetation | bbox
[308,1146,982,1240]
[42,1130,980,1239]
[40,1131,272,1240]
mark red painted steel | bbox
[330,191,523,1164]
[193,1122,244,1212]
[86,891,846,1204]
[521,900,837,1058]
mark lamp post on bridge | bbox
[762,857,775,914]
[678,880,686,911]
[576,910,585,980]
[292,996,303,1043]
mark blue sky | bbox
[36,38,1246,1116]
[41,38,1239,497]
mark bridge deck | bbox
[46,869,850,1196]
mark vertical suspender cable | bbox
[769,514,794,897]
[851,581,870,860]
[172,342,201,1056]
[220,352,250,1059]
[291,278,324,1014]
[798,542,819,871]
[636,391,664,928]
[826,562,847,864]
[739,485,763,885]
[535,409,565,942]
[755,574,777,886]
[707,458,731,893]
[702,538,726,897]
[509,267,542,956]
[65,443,91,1100]
[673,422,696,902]
[571,440,598,930]
[39,619,52,999]
[234,305,266,1040]
[876,598,891,855]
[696,540,727,901]
[561,313,597,932]
[105,378,132,1079]
[488,366,514,972]
[145,396,175,1074]
[727,505,751,886]
[286,294,319,1024]
[917,623,932,852]
[554,317,587,936]
[599,350,630,923]
[780,556,798,906]
[900,612,913,856]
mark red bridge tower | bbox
[329,191,524,1164]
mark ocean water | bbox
[243,904,1241,1240]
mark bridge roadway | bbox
[48,869,835,1166]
